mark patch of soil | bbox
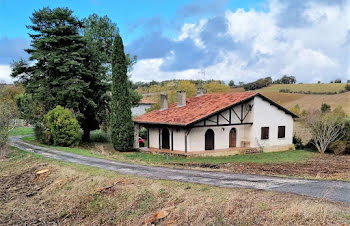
[171,154,350,180]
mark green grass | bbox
[19,134,316,165]
[9,127,34,136]
[261,83,347,93]
[122,150,316,164]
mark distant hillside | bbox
[260,83,347,94]
[261,91,350,114]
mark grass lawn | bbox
[19,131,315,165]
[9,127,34,136]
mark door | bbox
[205,129,215,150]
[229,128,237,147]
[162,128,170,149]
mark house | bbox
[131,98,155,116]
[133,91,298,153]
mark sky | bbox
[0,0,349,84]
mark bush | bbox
[330,140,347,155]
[345,84,350,91]
[293,135,303,149]
[43,106,81,146]
[139,127,147,139]
[90,130,110,143]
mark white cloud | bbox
[0,65,13,84]
[130,0,350,83]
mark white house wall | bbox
[252,96,294,147]
[145,97,293,152]
[188,124,253,152]
[148,127,159,149]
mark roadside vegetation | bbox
[1,148,350,225]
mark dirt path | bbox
[9,136,350,204]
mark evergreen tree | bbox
[11,7,109,142]
[110,34,134,151]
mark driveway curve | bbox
[9,135,350,204]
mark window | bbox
[278,126,286,138]
[261,127,269,140]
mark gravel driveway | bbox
[9,135,350,204]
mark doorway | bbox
[205,129,215,150]
[229,128,237,148]
[161,128,170,149]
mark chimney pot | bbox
[197,88,205,96]
[177,91,186,107]
[160,93,168,110]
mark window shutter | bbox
[278,126,286,138]
[261,127,269,140]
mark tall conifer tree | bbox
[110,34,134,151]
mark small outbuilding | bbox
[133,91,298,153]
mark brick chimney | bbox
[160,93,168,110]
[177,91,186,107]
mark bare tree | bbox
[305,110,345,153]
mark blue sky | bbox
[0,0,349,83]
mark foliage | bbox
[273,75,296,84]
[90,130,111,143]
[304,109,346,153]
[243,77,272,91]
[43,106,81,146]
[293,135,304,149]
[0,93,17,156]
[110,34,134,151]
[321,103,331,113]
[345,84,350,91]
[228,80,235,88]
[329,140,347,155]
[289,104,307,117]
[203,81,231,93]
[139,127,147,139]
[10,7,110,142]
[334,79,342,83]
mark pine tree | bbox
[110,34,134,151]
[11,7,109,142]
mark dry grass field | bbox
[2,149,350,225]
[260,83,347,93]
[261,91,350,114]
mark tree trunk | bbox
[82,129,90,142]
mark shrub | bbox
[329,140,347,155]
[90,130,110,143]
[44,106,81,146]
[293,135,303,149]
[139,127,147,139]
[345,84,350,91]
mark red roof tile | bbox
[133,92,258,126]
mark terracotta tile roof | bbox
[133,92,258,126]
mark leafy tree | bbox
[273,75,296,84]
[44,106,81,146]
[334,79,342,83]
[11,7,112,142]
[243,77,272,90]
[228,80,235,88]
[204,81,230,93]
[110,34,134,151]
